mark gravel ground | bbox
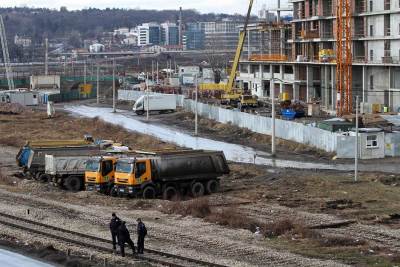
[0,187,348,267]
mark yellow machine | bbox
[85,156,118,194]
[200,0,257,107]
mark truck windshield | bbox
[116,162,133,173]
[85,160,100,172]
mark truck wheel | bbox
[110,186,118,197]
[143,186,156,199]
[136,110,144,115]
[163,186,177,200]
[206,180,220,194]
[38,174,51,183]
[34,172,42,181]
[64,176,83,192]
[191,182,205,197]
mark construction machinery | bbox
[85,156,118,194]
[0,15,14,91]
[113,150,229,199]
[336,0,353,116]
[200,0,257,107]
[16,137,98,180]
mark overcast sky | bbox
[0,0,286,15]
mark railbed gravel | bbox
[0,188,349,267]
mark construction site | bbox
[0,1,399,267]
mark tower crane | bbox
[0,15,14,91]
[336,0,352,116]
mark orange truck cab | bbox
[113,158,154,198]
[85,156,117,194]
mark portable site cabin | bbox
[0,90,39,106]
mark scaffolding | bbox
[336,0,353,116]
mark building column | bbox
[389,66,392,111]
[324,65,329,108]
[331,65,336,111]
[259,64,264,97]
[279,65,284,95]
[306,65,313,102]
[293,83,300,100]
[247,30,251,60]
[362,65,366,113]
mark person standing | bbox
[118,221,135,257]
[109,213,121,252]
[136,218,147,254]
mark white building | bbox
[14,35,32,47]
[89,43,105,53]
[136,23,161,46]
[114,27,130,36]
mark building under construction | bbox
[238,0,400,114]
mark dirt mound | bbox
[0,103,30,115]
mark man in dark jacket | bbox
[118,221,135,257]
[137,218,147,254]
[109,213,121,251]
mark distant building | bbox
[122,36,138,46]
[201,21,241,50]
[114,27,130,36]
[184,23,204,50]
[258,4,277,22]
[14,35,32,47]
[89,43,105,53]
[161,22,179,46]
[137,23,161,46]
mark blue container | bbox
[281,109,296,120]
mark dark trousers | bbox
[137,235,145,254]
[119,238,135,257]
[111,231,118,250]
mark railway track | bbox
[0,212,227,267]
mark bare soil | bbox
[0,107,399,266]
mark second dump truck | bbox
[85,156,118,194]
[113,150,229,199]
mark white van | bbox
[133,94,177,115]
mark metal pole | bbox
[195,74,198,136]
[355,95,359,182]
[84,60,87,85]
[112,58,116,113]
[45,38,48,75]
[146,73,150,121]
[96,64,100,105]
[271,70,276,157]
[151,60,154,83]
[156,61,159,85]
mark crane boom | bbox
[226,0,254,92]
[0,15,14,91]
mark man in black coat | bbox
[137,218,147,254]
[118,221,135,257]
[109,213,121,252]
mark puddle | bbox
[65,106,375,172]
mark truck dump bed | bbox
[150,151,229,182]
[45,155,91,176]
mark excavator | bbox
[200,0,258,108]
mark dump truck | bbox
[113,150,229,199]
[85,156,118,194]
[45,154,97,191]
[17,145,101,181]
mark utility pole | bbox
[84,60,87,85]
[45,38,48,75]
[96,64,100,105]
[146,73,149,121]
[355,95,359,182]
[0,15,14,90]
[156,61,159,85]
[195,74,198,136]
[112,58,116,113]
[271,70,276,157]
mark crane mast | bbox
[336,0,352,116]
[0,15,14,91]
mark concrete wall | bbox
[183,99,338,152]
[366,66,389,104]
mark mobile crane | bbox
[200,0,257,108]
